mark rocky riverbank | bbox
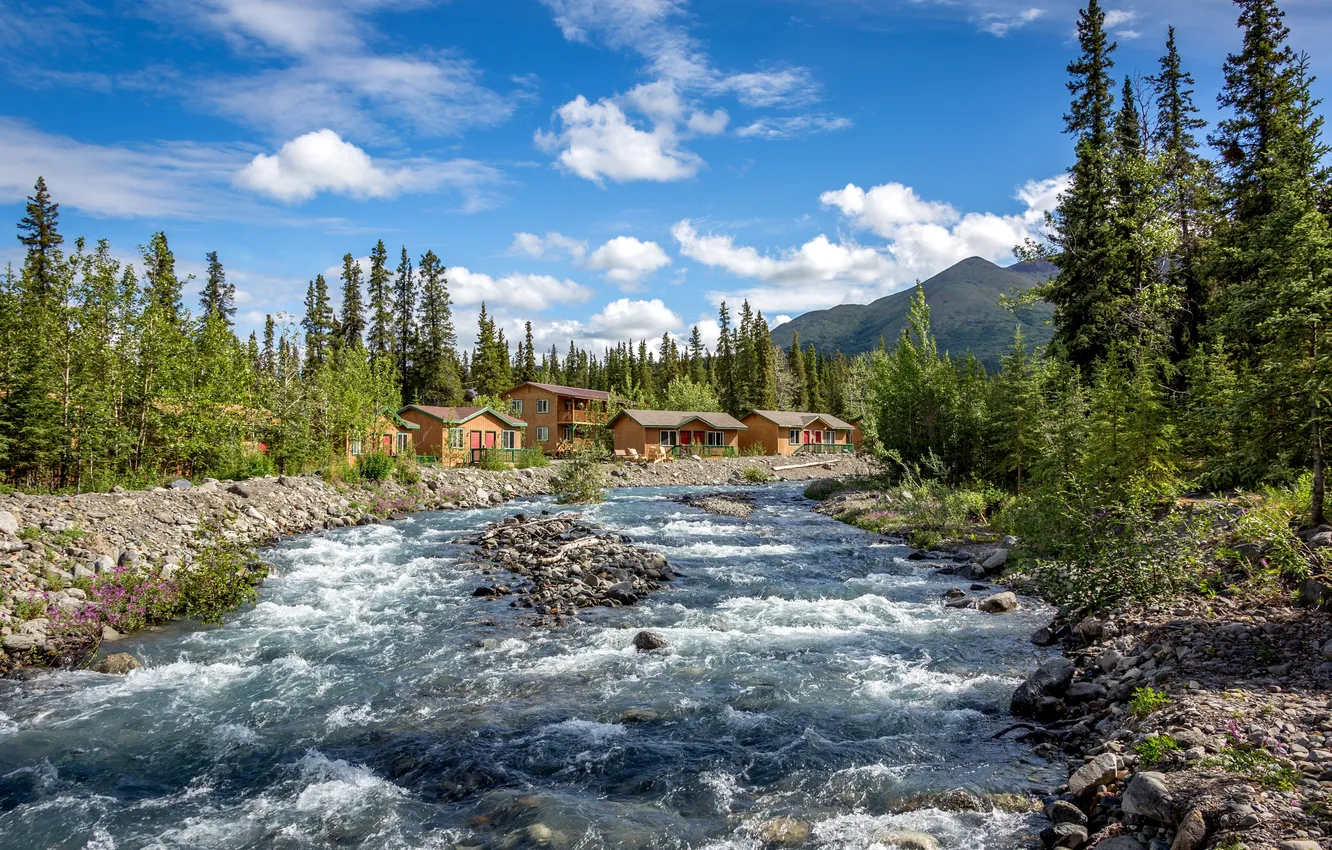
[462,511,677,627]
[0,454,871,676]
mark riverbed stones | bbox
[676,491,755,518]
[1122,772,1174,823]
[632,630,668,652]
[0,509,17,535]
[978,591,1018,613]
[872,830,939,850]
[1012,658,1076,719]
[1068,753,1121,797]
[1047,800,1088,826]
[1171,809,1207,850]
[92,653,140,674]
[755,817,810,847]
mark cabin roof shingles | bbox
[507,382,611,402]
[745,410,855,430]
[614,410,748,430]
[401,404,528,428]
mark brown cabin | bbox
[846,415,867,452]
[348,409,419,466]
[397,405,527,467]
[609,410,747,460]
[738,410,856,457]
[501,382,614,455]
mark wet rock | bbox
[1068,752,1120,797]
[1047,800,1087,825]
[1046,822,1089,849]
[872,830,939,850]
[101,625,123,642]
[604,582,638,605]
[981,548,1009,570]
[1322,638,1332,660]
[619,708,660,724]
[978,591,1018,613]
[1012,657,1075,719]
[755,816,810,847]
[92,653,141,675]
[1122,771,1174,823]
[1276,842,1324,850]
[1095,839,1145,850]
[632,630,668,652]
[525,824,553,845]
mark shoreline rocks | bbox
[461,512,678,627]
[674,491,755,518]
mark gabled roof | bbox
[611,409,748,430]
[503,381,611,402]
[382,408,420,430]
[744,410,855,430]
[400,404,528,428]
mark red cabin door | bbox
[469,431,483,450]
[485,431,497,449]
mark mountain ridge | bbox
[769,256,1056,368]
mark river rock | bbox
[755,816,810,847]
[1322,638,1332,660]
[101,625,123,642]
[92,653,141,674]
[873,830,939,850]
[978,591,1018,613]
[632,630,668,652]
[227,482,252,498]
[1171,808,1207,850]
[981,548,1009,570]
[1122,771,1174,823]
[1046,822,1089,849]
[1068,752,1121,797]
[1047,800,1087,826]
[2,634,42,653]
[1095,839,1146,850]
[0,509,17,535]
[1012,657,1075,718]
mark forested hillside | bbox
[769,257,1056,367]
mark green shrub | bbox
[743,466,775,484]
[553,451,607,504]
[394,454,422,485]
[740,441,768,457]
[1133,734,1181,768]
[803,479,846,501]
[323,456,361,485]
[515,448,551,469]
[177,537,269,626]
[222,450,274,480]
[19,526,42,541]
[1129,686,1172,718]
[13,595,46,621]
[477,450,510,471]
[1204,745,1300,791]
[357,450,395,481]
[1229,476,1321,580]
[54,527,85,546]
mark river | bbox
[0,484,1059,849]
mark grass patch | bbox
[743,466,775,484]
[476,451,510,472]
[514,448,551,469]
[1204,745,1300,791]
[1129,686,1172,718]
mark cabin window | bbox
[396,433,409,454]
[351,438,363,456]
[824,430,835,445]
[502,430,517,450]
[561,425,573,442]
[706,431,724,447]
[788,429,800,445]
[536,426,549,442]
[510,399,523,415]
[449,428,464,449]
[659,430,678,447]
[536,398,550,414]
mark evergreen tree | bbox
[470,304,504,396]
[688,325,707,384]
[302,274,335,370]
[787,332,808,409]
[715,302,738,414]
[142,232,185,326]
[414,249,461,404]
[1044,0,1120,370]
[18,176,63,299]
[805,343,824,412]
[339,253,365,349]
[262,314,276,375]
[989,328,1043,490]
[393,246,416,385]
[518,322,538,383]
[200,251,235,326]
[366,240,394,364]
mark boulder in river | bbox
[754,817,810,847]
[978,591,1018,613]
[873,830,939,850]
[633,630,669,652]
[92,653,141,675]
[1011,657,1075,719]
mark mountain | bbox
[769,257,1056,368]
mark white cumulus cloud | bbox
[236,129,499,205]
[509,231,588,260]
[976,7,1045,36]
[449,266,592,312]
[585,236,672,289]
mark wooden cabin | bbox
[608,410,746,460]
[501,382,614,455]
[847,414,867,452]
[348,409,419,466]
[397,405,527,467]
[738,410,856,457]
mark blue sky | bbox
[2,0,1330,353]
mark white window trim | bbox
[825,430,834,444]
[706,431,724,447]
[659,430,678,447]
[788,429,800,445]
[502,430,517,450]
[511,399,523,414]
[351,438,363,456]
[536,398,550,414]
[396,433,409,453]
[449,428,464,450]
[561,425,573,442]
[536,426,549,442]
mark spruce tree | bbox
[18,177,63,299]
[302,274,335,370]
[393,246,416,385]
[787,332,808,409]
[715,302,737,414]
[688,325,707,384]
[366,240,394,364]
[989,328,1042,491]
[339,253,365,348]
[414,249,461,404]
[200,251,235,326]
[518,322,538,383]
[1044,0,1120,370]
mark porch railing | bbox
[795,443,855,455]
[669,445,737,459]
[471,447,520,465]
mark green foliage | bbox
[1133,734,1182,768]
[476,450,510,472]
[660,375,720,412]
[12,595,45,621]
[393,454,422,485]
[740,441,768,457]
[514,448,550,469]
[803,479,846,501]
[176,537,269,626]
[552,450,607,504]
[356,450,395,481]
[54,527,85,546]
[1230,475,1321,579]
[18,526,41,541]
[1129,686,1173,718]
[743,466,775,484]
[1204,745,1300,791]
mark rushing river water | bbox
[0,485,1061,850]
